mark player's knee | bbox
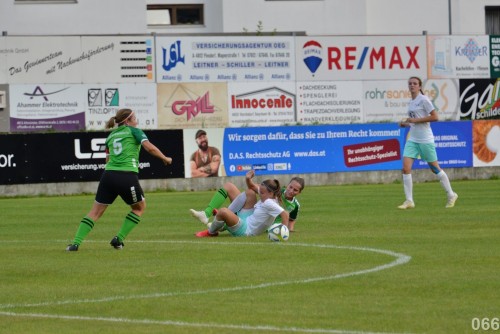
[223,182,233,192]
[223,182,237,197]
[131,200,146,215]
[218,207,232,218]
[401,167,411,174]
[428,164,440,174]
[245,188,256,199]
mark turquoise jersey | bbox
[105,125,148,173]
[275,187,300,223]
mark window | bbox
[15,0,77,3]
[147,4,203,26]
[486,6,500,34]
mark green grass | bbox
[0,179,499,334]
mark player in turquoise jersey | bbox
[190,176,305,232]
[66,108,172,251]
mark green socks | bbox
[71,212,140,246]
[73,216,95,246]
[204,188,228,218]
[117,211,140,242]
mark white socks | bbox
[228,192,247,213]
[208,218,225,234]
[402,174,413,202]
[403,171,454,204]
[437,170,454,196]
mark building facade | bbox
[1,0,499,36]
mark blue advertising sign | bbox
[222,124,406,176]
[412,121,472,169]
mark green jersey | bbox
[105,125,148,173]
[275,187,300,223]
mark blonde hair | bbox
[105,108,134,129]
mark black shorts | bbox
[95,170,145,205]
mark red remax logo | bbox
[327,46,420,70]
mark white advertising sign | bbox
[2,36,154,84]
[155,36,295,82]
[9,84,86,132]
[363,79,460,123]
[5,37,83,84]
[295,36,427,81]
[84,83,158,130]
[296,81,363,124]
[427,35,490,79]
[228,82,296,127]
[157,82,228,129]
[81,36,155,83]
[363,80,410,123]
[423,79,460,120]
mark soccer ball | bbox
[267,223,289,242]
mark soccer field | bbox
[0,179,499,334]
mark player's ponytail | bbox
[105,109,134,129]
[262,179,282,205]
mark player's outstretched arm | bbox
[245,170,259,193]
[279,210,289,227]
[142,140,172,165]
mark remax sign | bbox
[296,36,427,81]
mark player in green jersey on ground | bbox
[190,175,304,232]
[66,108,172,251]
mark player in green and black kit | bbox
[273,177,304,232]
[66,108,172,251]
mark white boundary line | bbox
[0,311,412,334]
[0,240,412,334]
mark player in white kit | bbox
[195,170,289,237]
[398,76,458,210]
